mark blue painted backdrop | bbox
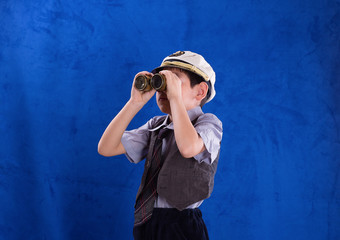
[1,0,339,239]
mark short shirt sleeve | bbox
[121,120,152,164]
[193,113,223,164]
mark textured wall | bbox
[0,0,339,239]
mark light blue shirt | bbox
[121,107,223,208]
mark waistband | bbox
[151,208,202,222]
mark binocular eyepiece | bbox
[134,73,166,92]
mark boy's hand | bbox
[130,71,156,106]
[159,70,182,102]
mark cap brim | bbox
[152,60,210,82]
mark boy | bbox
[98,51,222,240]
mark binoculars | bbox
[134,73,166,92]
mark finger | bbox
[159,71,176,85]
[133,72,153,84]
[136,71,153,78]
[159,70,173,77]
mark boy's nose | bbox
[158,92,168,100]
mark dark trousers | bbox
[133,208,209,240]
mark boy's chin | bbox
[157,104,171,115]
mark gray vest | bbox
[135,116,220,211]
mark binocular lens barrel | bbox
[135,75,152,91]
[134,73,166,92]
[151,74,166,92]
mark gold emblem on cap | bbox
[169,51,185,57]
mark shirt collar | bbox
[187,106,204,122]
[150,106,203,131]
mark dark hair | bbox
[184,70,211,107]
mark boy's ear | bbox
[196,82,209,101]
